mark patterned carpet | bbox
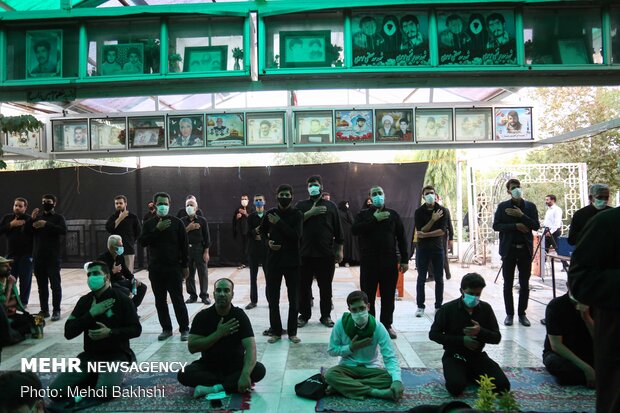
[36,372,250,412]
[316,367,595,413]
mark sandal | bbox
[288,336,301,344]
[267,335,281,343]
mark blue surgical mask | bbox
[115,246,124,256]
[87,275,106,292]
[463,293,480,308]
[351,310,369,327]
[424,194,435,204]
[308,185,321,197]
[254,200,265,208]
[156,205,169,217]
[372,195,384,207]
[511,188,523,199]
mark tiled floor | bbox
[2,261,567,412]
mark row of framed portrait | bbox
[47,107,532,152]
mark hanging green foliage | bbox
[0,114,45,170]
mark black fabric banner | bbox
[0,162,428,267]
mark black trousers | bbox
[186,245,209,300]
[149,269,189,332]
[298,256,335,321]
[501,246,532,316]
[33,257,62,313]
[545,229,561,253]
[265,263,299,337]
[441,351,510,396]
[248,246,266,304]
[178,361,266,393]
[360,257,398,329]
[543,351,587,386]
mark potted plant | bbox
[232,47,244,70]
[0,114,44,169]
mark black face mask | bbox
[42,203,54,212]
[278,197,292,208]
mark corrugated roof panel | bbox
[0,0,90,12]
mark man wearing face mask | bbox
[105,195,141,273]
[232,195,250,269]
[414,185,448,317]
[325,290,403,401]
[352,186,408,339]
[245,194,268,310]
[31,194,67,322]
[176,195,204,219]
[48,261,141,404]
[182,198,211,305]
[296,175,344,328]
[98,235,147,309]
[139,192,190,341]
[567,183,611,246]
[0,197,34,308]
[258,184,303,344]
[429,273,509,396]
[492,179,540,327]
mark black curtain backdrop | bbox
[0,162,428,267]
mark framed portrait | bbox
[352,12,430,67]
[169,115,205,148]
[335,110,374,143]
[98,43,144,76]
[5,129,42,150]
[26,30,62,78]
[206,113,244,146]
[246,113,285,146]
[184,46,228,72]
[295,111,333,144]
[52,121,89,152]
[375,109,414,142]
[280,31,331,68]
[415,109,453,142]
[90,118,126,150]
[437,10,516,65]
[128,116,165,149]
[454,108,493,141]
[557,39,592,64]
[495,108,533,140]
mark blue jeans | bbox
[416,246,444,309]
[9,255,33,306]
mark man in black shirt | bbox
[245,194,268,310]
[429,272,509,396]
[0,197,34,307]
[178,278,265,397]
[181,197,211,305]
[48,261,141,402]
[139,192,190,341]
[567,183,611,246]
[98,235,147,309]
[259,184,303,344]
[492,179,540,327]
[414,185,447,317]
[232,194,250,269]
[569,206,620,413]
[32,194,67,321]
[352,185,408,339]
[543,290,594,386]
[105,195,141,273]
[296,175,344,328]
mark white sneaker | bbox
[415,308,424,317]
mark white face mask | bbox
[241,199,249,207]
[186,205,196,216]
[351,310,369,327]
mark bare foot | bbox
[369,388,394,400]
[193,385,217,398]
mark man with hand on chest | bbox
[182,197,211,305]
[244,194,268,310]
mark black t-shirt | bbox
[414,203,447,250]
[189,305,253,368]
[543,294,594,365]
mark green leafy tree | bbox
[525,87,620,195]
[0,114,44,170]
[273,152,339,166]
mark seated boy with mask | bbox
[429,272,510,396]
[324,290,404,401]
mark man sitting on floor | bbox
[324,290,404,401]
[178,278,266,397]
[543,287,595,387]
[429,272,510,396]
[49,261,141,404]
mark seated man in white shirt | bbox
[325,290,404,401]
[543,194,563,252]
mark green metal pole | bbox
[160,17,169,75]
[79,23,87,78]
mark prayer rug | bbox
[36,372,250,412]
[315,367,595,413]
